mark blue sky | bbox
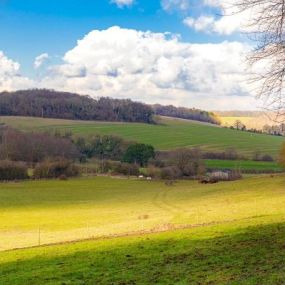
[0,0,256,110]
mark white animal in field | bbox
[146,177,152,181]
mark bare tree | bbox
[235,0,285,120]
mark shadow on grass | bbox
[0,222,284,285]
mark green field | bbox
[0,116,284,157]
[205,159,284,172]
[0,175,285,284]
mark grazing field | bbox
[205,159,284,172]
[220,115,276,130]
[0,175,284,251]
[0,175,284,284]
[0,116,284,157]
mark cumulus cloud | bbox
[0,51,33,91]
[183,0,251,35]
[37,26,254,110]
[111,0,134,8]
[34,53,49,69]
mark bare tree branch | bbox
[234,0,285,121]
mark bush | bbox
[112,162,140,176]
[34,159,79,179]
[144,166,161,179]
[160,166,182,180]
[0,160,28,181]
[203,148,241,160]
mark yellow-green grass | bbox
[0,176,285,284]
[205,159,284,172]
[0,175,284,252]
[0,116,284,157]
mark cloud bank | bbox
[0,27,255,110]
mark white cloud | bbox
[161,0,190,12]
[182,0,252,35]
[0,51,33,91]
[111,0,134,8]
[34,53,49,69]
[184,16,215,32]
[37,26,254,110]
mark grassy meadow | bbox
[0,175,285,284]
[0,116,284,157]
[205,159,284,172]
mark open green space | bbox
[0,175,284,284]
[0,175,284,250]
[0,116,284,157]
[205,159,284,172]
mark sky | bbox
[0,0,258,110]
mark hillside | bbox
[0,115,284,157]
[0,175,284,284]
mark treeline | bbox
[153,104,221,125]
[0,89,222,125]
[0,89,154,123]
[0,126,156,180]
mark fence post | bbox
[38,226,41,246]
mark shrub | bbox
[160,166,182,180]
[0,160,28,181]
[144,166,161,179]
[0,128,80,163]
[203,148,241,160]
[113,162,140,176]
[34,159,79,179]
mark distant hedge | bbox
[34,160,79,179]
[0,161,28,181]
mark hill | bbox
[0,175,284,284]
[0,115,284,157]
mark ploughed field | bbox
[0,115,284,157]
[0,175,285,284]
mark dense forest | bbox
[0,89,154,123]
[153,104,221,125]
[0,89,221,125]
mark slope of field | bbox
[205,159,284,172]
[0,116,284,157]
[0,175,284,284]
[0,175,284,251]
